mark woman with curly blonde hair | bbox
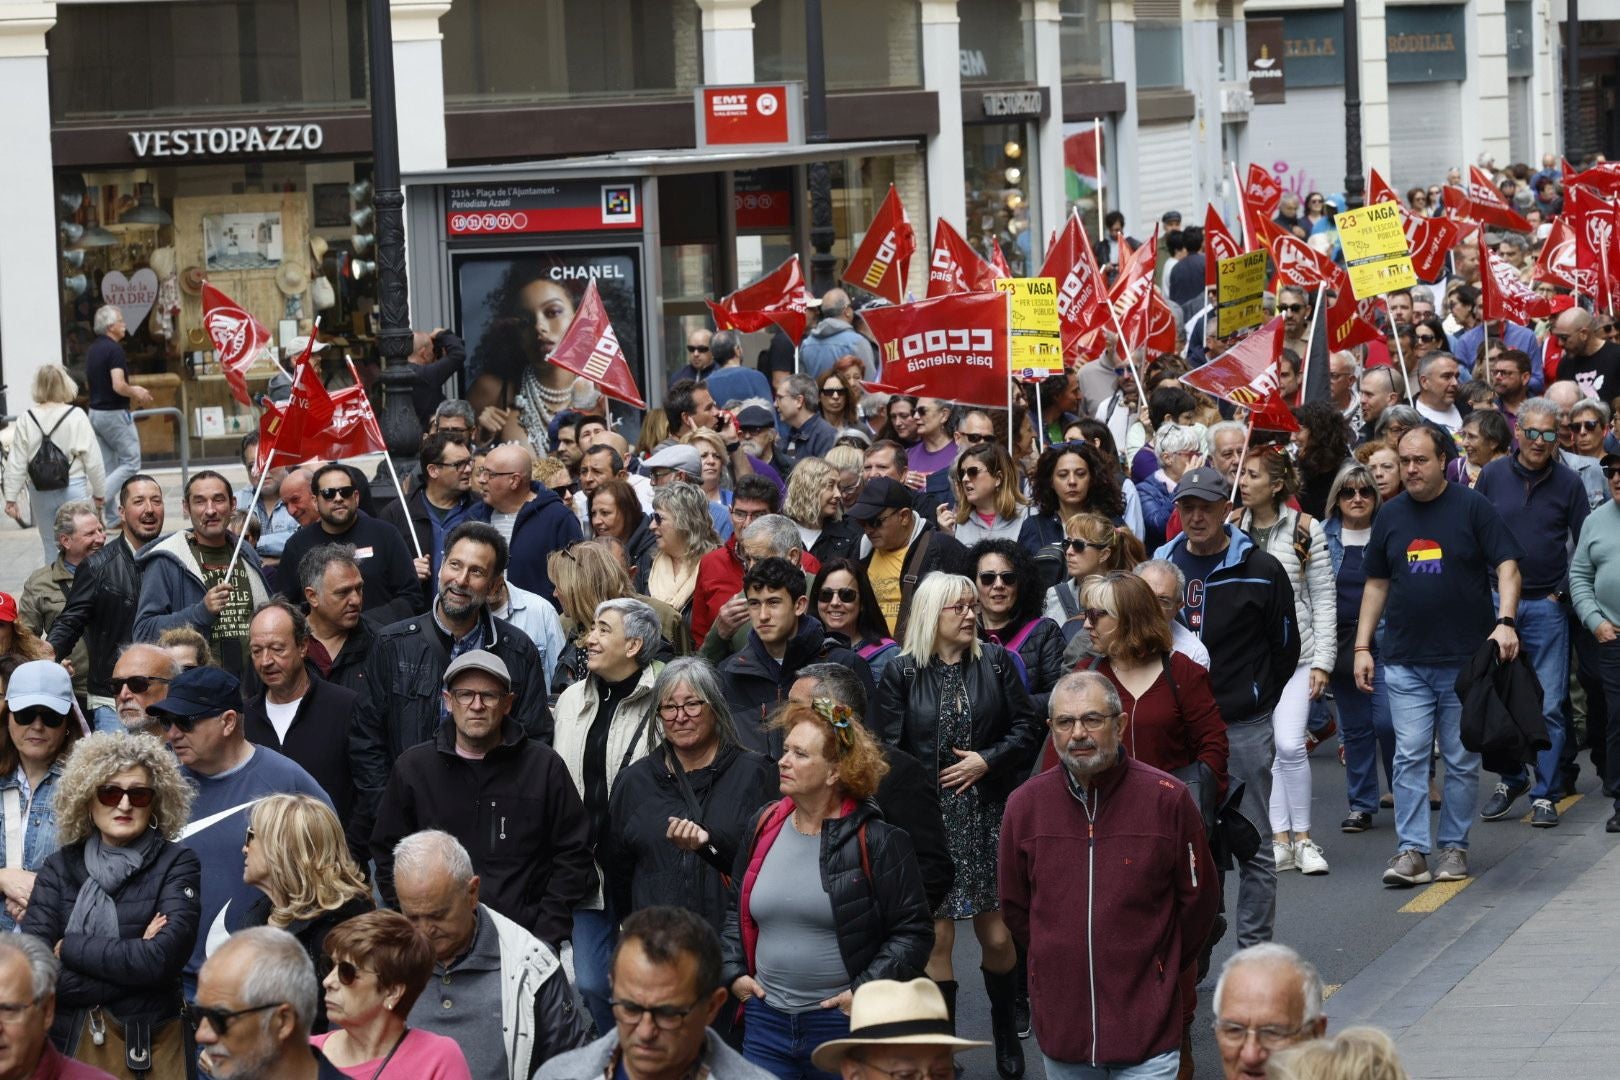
[647,482,721,622]
[785,456,862,562]
[23,732,198,1075]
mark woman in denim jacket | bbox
[0,657,83,930]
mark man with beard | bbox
[299,544,372,697]
[47,474,166,717]
[999,671,1217,1079]
[351,522,553,829]
[278,462,418,622]
[106,642,181,737]
[380,431,479,594]
[134,470,270,679]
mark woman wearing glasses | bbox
[809,559,899,682]
[589,478,656,585]
[1303,191,1330,231]
[649,482,723,628]
[1447,410,1512,488]
[936,444,1028,547]
[873,574,1042,1079]
[1324,462,1396,834]
[785,458,862,563]
[24,731,198,1076]
[1042,513,1145,644]
[1018,442,1126,553]
[239,794,373,1031]
[1412,316,1449,365]
[971,540,1066,717]
[313,910,473,1078]
[819,368,862,431]
[0,660,80,932]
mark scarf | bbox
[66,829,162,939]
[648,553,700,612]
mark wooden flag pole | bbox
[222,451,275,585]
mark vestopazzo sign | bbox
[128,123,326,159]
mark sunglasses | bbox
[687,345,710,354]
[96,784,155,808]
[1061,538,1109,553]
[1080,608,1112,623]
[820,386,847,397]
[819,587,858,605]
[1281,304,1307,314]
[959,433,993,446]
[1572,420,1603,433]
[959,466,992,482]
[977,571,1018,587]
[1604,466,1620,478]
[153,712,206,734]
[183,1002,282,1037]
[11,707,65,729]
[1415,333,1437,343]
[1337,485,1375,500]
[318,485,358,500]
[1521,427,1561,443]
[109,675,170,696]
[325,957,363,986]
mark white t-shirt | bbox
[490,510,518,543]
[1415,400,1463,432]
[264,697,301,744]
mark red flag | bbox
[1533,216,1595,294]
[1108,227,1159,355]
[1370,168,1462,281]
[1567,185,1618,310]
[201,283,272,407]
[987,242,1013,279]
[1479,233,1574,324]
[1326,267,1383,351]
[859,292,1010,408]
[840,184,916,304]
[1204,204,1243,292]
[1369,169,1400,207]
[925,219,1000,297]
[707,256,809,345]
[545,281,647,409]
[1443,166,1533,233]
[1038,213,1112,357]
[255,337,334,471]
[256,383,386,472]
[1183,317,1298,431]
[1268,233,1335,292]
[1144,290,1178,356]
[1563,162,1620,197]
[1245,165,1284,218]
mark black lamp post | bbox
[1566,0,1583,162]
[805,0,836,297]
[365,0,422,461]
[1342,0,1365,210]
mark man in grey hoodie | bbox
[800,289,877,380]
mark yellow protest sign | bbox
[995,277,1063,379]
[1216,251,1267,336]
[1335,200,1417,298]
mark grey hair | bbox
[1207,420,1247,445]
[1376,405,1422,436]
[1516,396,1560,428]
[650,657,741,750]
[114,642,183,679]
[782,373,819,410]
[394,829,476,887]
[1570,397,1612,424]
[1155,422,1204,457]
[742,514,802,557]
[224,926,320,1036]
[1213,943,1325,1023]
[1134,558,1187,595]
[821,289,852,318]
[93,305,123,335]
[434,398,477,428]
[298,542,360,594]
[53,499,98,542]
[796,662,868,718]
[1417,351,1457,378]
[1050,670,1122,717]
[0,934,58,1000]
[595,598,661,662]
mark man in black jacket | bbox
[277,462,419,622]
[719,557,873,754]
[370,649,594,951]
[46,474,166,717]
[852,477,970,642]
[379,430,480,602]
[351,522,553,828]
[297,543,372,697]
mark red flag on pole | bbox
[1144,291,1178,357]
[255,337,334,471]
[858,292,1010,408]
[201,283,272,407]
[1204,204,1243,292]
[1567,185,1618,311]
[259,383,388,472]
[1038,213,1113,357]
[1182,316,1299,432]
[1479,233,1575,324]
[1267,233,1335,292]
[546,281,647,409]
[987,242,1013,279]
[1326,267,1383,351]
[1109,227,1159,355]
[1533,216,1596,294]
[1245,165,1284,218]
[1443,166,1533,233]
[925,219,1000,297]
[1563,162,1620,197]
[840,184,916,304]
[707,255,809,345]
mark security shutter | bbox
[1387,83,1464,194]
[1244,86,1347,202]
[1508,76,1531,163]
[1135,120,1198,225]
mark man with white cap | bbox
[810,978,988,1080]
[644,444,733,539]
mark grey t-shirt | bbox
[752,821,848,1011]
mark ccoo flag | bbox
[1182,316,1299,432]
[201,282,272,406]
[841,184,916,304]
[547,281,647,409]
[925,219,1001,297]
[859,291,1010,408]
[1038,212,1112,357]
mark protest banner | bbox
[1336,201,1417,298]
[995,277,1063,379]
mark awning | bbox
[405,140,920,184]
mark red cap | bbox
[0,594,18,624]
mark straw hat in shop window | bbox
[277,262,310,298]
[180,266,206,296]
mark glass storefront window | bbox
[442,0,702,104]
[964,124,1037,277]
[1134,24,1184,90]
[753,0,922,89]
[958,0,1034,84]
[49,1,367,121]
[1060,0,1113,81]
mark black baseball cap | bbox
[1173,466,1231,504]
[146,666,241,722]
[847,477,912,522]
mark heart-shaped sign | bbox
[101,268,159,332]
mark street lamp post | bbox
[805,0,836,297]
[1342,0,1365,210]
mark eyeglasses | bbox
[649,511,664,527]
[317,486,357,501]
[1080,608,1112,624]
[687,345,710,354]
[95,784,155,808]
[110,675,170,696]
[1052,712,1117,732]
[819,587,858,604]
[959,466,992,482]
[1281,304,1307,314]
[183,1001,284,1037]
[859,509,902,532]
[432,458,474,472]
[1061,538,1109,554]
[657,700,706,719]
[609,997,700,1030]
[1604,465,1620,478]
[1521,427,1561,443]
[1571,419,1603,433]
[820,386,847,397]
[1338,486,1375,500]
[977,571,1018,587]
[1212,1019,1314,1050]
[959,433,993,446]
[1414,333,1437,343]
[945,600,980,618]
[447,688,505,707]
[476,468,522,481]
[11,707,65,729]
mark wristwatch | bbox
[1496,617,1517,628]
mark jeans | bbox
[571,905,618,1037]
[1040,1049,1181,1080]
[742,996,849,1080]
[27,478,86,563]
[1386,662,1479,854]
[1269,665,1313,834]
[1493,596,1568,799]
[1593,639,1620,809]
[89,409,140,529]
[1332,668,1394,814]
[1224,716,1276,947]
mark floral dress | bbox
[935,659,1003,919]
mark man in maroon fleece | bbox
[999,670,1218,1078]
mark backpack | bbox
[26,411,72,492]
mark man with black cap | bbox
[1154,465,1299,949]
[735,402,791,487]
[853,477,969,642]
[147,664,331,993]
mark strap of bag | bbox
[44,410,70,439]
[2,787,21,871]
[1003,618,1041,655]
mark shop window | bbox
[48,1,366,121]
[442,0,702,104]
[1060,0,1113,81]
[964,124,1036,278]
[753,0,922,89]
[1134,24,1184,90]
[958,1,1034,84]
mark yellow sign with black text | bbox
[1335,200,1417,298]
[995,277,1064,378]
[1216,251,1268,336]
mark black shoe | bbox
[1480,778,1530,821]
[1198,912,1227,982]
[1607,811,1620,833]
[983,968,1026,1079]
[1340,811,1373,833]
[1531,798,1560,828]
[1012,958,1031,1039]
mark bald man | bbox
[575,435,654,528]
[1553,307,1620,401]
[801,287,877,379]
[474,443,582,603]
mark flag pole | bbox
[1105,300,1152,410]
[1005,292,1016,459]
[1384,296,1416,406]
[378,451,423,558]
[1033,381,1045,453]
[1231,163,1247,248]
[1095,120,1105,245]
[1230,419,1252,505]
[1299,285,1326,402]
[223,452,276,584]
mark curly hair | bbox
[767,701,889,800]
[969,538,1045,628]
[1030,442,1125,519]
[785,457,841,528]
[248,794,372,928]
[1291,400,1352,480]
[652,481,721,562]
[54,732,194,844]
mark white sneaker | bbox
[1273,841,1297,871]
[1295,839,1330,875]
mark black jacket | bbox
[981,616,1068,718]
[411,330,465,425]
[241,891,374,1033]
[626,517,659,593]
[244,673,362,860]
[312,621,374,700]
[46,535,147,697]
[873,643,1044,803]
[719,616,874,754]
[24,839,200,1033]
[873,748,955,913]
[370,717,596,950]
[351,607,553,825]
[810,518,864,564]
[602,744,776,934]
[859,521,971,640]
[278,514,420,624]
[720,798,933,991]
[1457,638,1550,774]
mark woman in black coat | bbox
[970,538,1067,717]
[24,732,200,1077]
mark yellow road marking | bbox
[1400,877,1473,913]
[1519,793,1583,823]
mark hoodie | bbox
[799,317,877,380]
[134,530,270,676]
[473,482,584,604]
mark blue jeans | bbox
[1332,667,1394,814]
[89,409,140,528]
[571,906,618,1037]
[1387,662,1479,854]
[88,705,123,734]
[1493,596,1569,799]
[1040,1049,1181,1079]
[742,996,849,1080]
[27,478,87,563]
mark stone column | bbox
[1462,0,1512,168]
[0,3,60,401]
[921,0,965,235]
[1358,0,1393,183]
[696,0,761,83]
[392,0,452,173]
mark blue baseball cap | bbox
[146,665,241,722]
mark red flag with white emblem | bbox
[1038,212,1113,357]
[1566,185,1619,311]
[1245,165,1284,218]
[1443,166,1533,233]
[859,291,1010,408]
[201,283,272,407]
[1182,316,1299,432]
[1108,227,1159,355]
[707,255,810,345]
[925,219,1001,297]
[1204,204,1243,292]
[1533,216,1596,295]
[546,280,647,409]
[1479,232,1575,324]
[255,335,334,471]
[840,184,916,304]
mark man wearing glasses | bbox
[1550,308,1620,402]
[1212,944,1326,1079]
[669,327,715,387]
[193,927,351,1079]
[1277,286,1311,358]
[277,463,418,623]
[381,430,480,597]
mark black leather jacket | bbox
[46,535,147,697]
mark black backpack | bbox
[26,411,71,492]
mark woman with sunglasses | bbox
[590,478,656,585]
[1447,409,1512,488]
[809,559,898,682]
[1406,186,1429,214]
[648,482,723,628]
[1043,513,1146,643]
[1234,447,1337,877]
[1570,399,1611,460]
[873,574,1042,1079]
[1304,191,1329,230]
[239,794,373,1031]
[0,660,81,931]
[937,444,1028,547]
[786,457,862,563]
[313,910,473,1078]
[23,731,198,1076]
[971,540,1066,718]
[1324,463,1396,833]
[818,368,862,430]
[1413,316,1449,365]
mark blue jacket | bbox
[799,318,877,380]
[0,759,63,932]
[133,530,270,641]
[1138,475,1178,550]
[1449,320,1543,389]
[473,483,583,604]
[1474,454,1590,598]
